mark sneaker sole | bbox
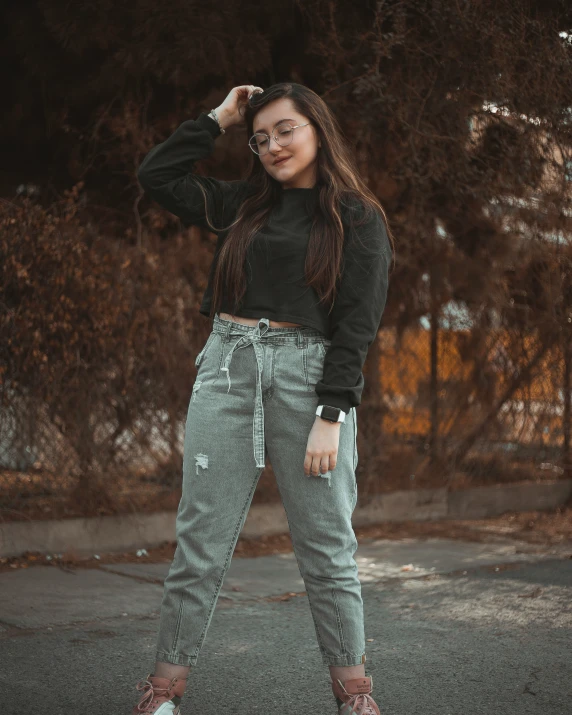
[139,704,181,715]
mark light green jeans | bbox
[155,313,365,667]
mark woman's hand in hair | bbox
[304,417,341,478]
[214,85,264,130]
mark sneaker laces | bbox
[135,676,176,712]
[342,692,378,715]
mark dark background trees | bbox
[1,0,571,518]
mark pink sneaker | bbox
[331,675,381,715]
[131,674,187,714]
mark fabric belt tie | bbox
[220,318,270,469]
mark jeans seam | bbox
[353,407,358,474]
[191,380,202,402]
[302,340,310,389]
[302,341,326,392]
[195,332,216,370]
[170,593,185,656]
[265,344,276,399]
[191,465,263,658]
[276,491,329,657]
[215,335,226,379]
[305,580,328,655]
[331,586,347,656]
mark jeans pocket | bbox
[195,332,217,371]
[303,339,330,390]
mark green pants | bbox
[155,313,365,667]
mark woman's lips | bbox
[274,157,291,166]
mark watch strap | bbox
[316,404,346,423]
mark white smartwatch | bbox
[316,405,346,423]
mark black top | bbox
[137,112,391,413]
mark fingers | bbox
[304,453,334,476]
[238,84,264,99]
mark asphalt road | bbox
[0,538,570,714]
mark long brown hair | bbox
[197,82,395,319]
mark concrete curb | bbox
[1,479,570,558]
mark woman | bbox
[134,82,394,715]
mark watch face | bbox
[321,405,340,422]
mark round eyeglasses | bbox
[248,121,310,156]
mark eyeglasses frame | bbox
[248,122,311,156]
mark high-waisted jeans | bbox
[154,313,366,667]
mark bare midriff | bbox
[218,311,303,328]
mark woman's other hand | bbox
[304,417,341,477]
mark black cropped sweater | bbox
[137,112,391,414]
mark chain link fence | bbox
[369,326,569,494]
[1,324,569,521]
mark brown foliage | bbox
[0,0,571,517]
[0,186,209,511]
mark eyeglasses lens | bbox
[248,122,294,155]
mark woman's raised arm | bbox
[137,85,263,232]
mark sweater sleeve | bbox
[137,112,248,232]
[315,206,392,414]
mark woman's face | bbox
[251,98,320,190]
